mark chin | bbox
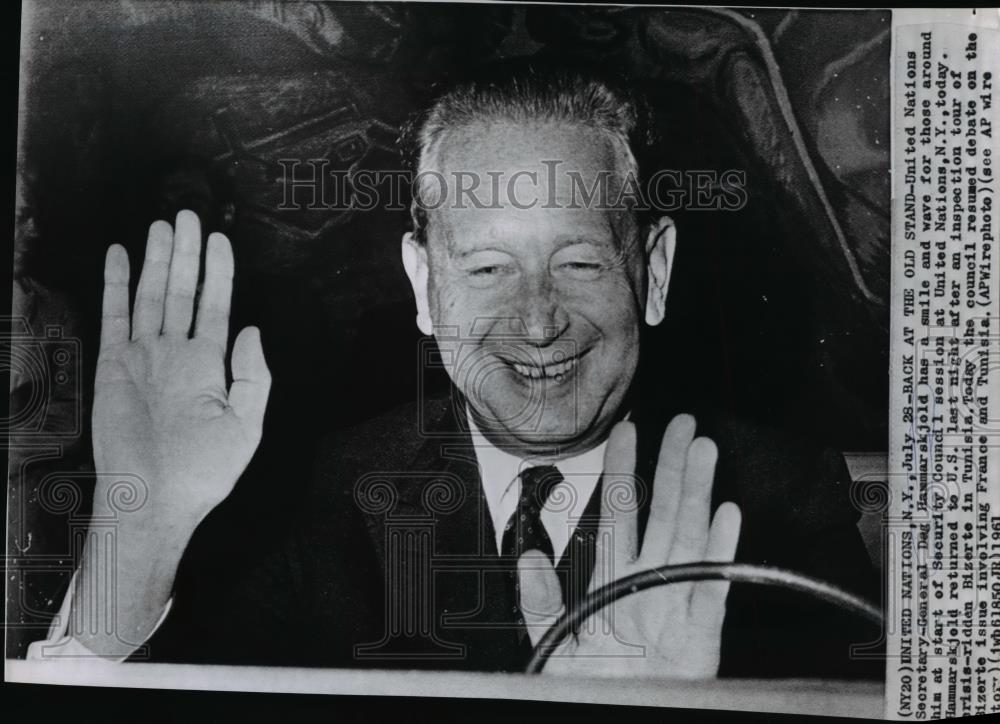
[470,390,605,449]
[512,424,581,447]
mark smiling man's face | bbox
[404,120,673,458]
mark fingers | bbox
[689,502,742,633]
[162,210,202,337]
[703,502,741,562]
[100,245,130,352]
[517,550,565,648]
[229,326,271,432]
[638,414,696,566]
[665,436,718,566]
[194,233,234,352]
[131,221,173,339]
[132,211,232,348]
[592,422,638,591]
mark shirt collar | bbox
[465,409,612,556]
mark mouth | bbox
[503,350,587,382]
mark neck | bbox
[464,405,629,464]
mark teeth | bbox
[510,356,578,380]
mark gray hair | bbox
[400,63,655,244]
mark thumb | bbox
[517,550,565,647]
[229,326,271,433]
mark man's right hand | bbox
[93,210,270,527]
[53,210,270,660]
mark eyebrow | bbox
[449,237,612,261]
[550,237,611,250]
[450,245,512,260]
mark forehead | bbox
[425,121,632,251]
[437,119,617,172]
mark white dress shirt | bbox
[466,412,608,559]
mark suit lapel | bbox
[555,474,602,630]
[361,393,530,670]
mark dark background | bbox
[8,1,890,658]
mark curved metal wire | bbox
[524,562,883,674]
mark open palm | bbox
[92,211,270,525]
[518,416,742,677]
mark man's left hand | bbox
[517,415,742,677]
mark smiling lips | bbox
[508,353,580,381]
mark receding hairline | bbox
[403,65,652,244]
[425,118,625,173]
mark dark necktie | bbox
[501,465,562,562]
[501,465,563,633]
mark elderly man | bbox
[30,64,877,677]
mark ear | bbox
[401,232,433,336]
[644,216,676,327]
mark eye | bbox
[556,259,604,280]
[551,242,609,280]
[457,251,517,287]
[470,265,503,276]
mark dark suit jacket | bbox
[144,392,883,678]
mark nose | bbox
[513,272,569,343]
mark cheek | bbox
[562,274,642,331]
[429,276,509,329]
[427,275,463,325]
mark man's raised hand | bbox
[49,211,270,659]
[92,210,270,527]
[518,416,742,677]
